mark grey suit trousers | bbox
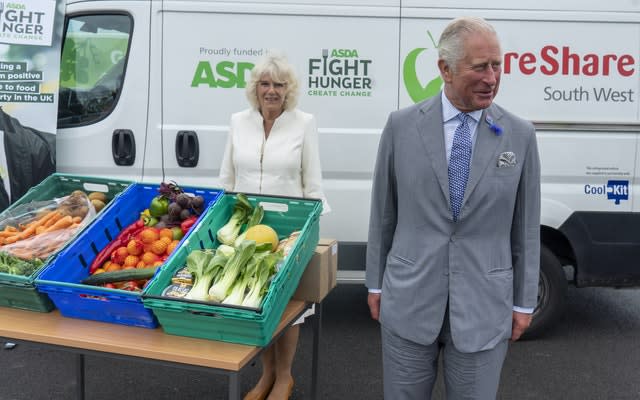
[381,314,509,400]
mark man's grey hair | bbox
[438,16,499,72]
[246,52,299,111]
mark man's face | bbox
[439,32,502,112]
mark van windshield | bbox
[57,14,132,128]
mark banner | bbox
[0,0,64,133]
[0,0,63,207]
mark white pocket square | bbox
[497,151,516,167]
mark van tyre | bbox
[521,245,568,340]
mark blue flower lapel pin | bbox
[485,116,503,136]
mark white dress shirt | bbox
[441,92,482,163]
[219,108,330,213]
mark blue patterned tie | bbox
[448,113,472,221]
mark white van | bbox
[55,0,640,337]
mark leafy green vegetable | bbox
[233,204,264,247]
[241,251,282,309]
[0,252,44,276]
[221,243,272,306]
[183,249,214,301]
[208,240,257,302]
[217,193,254,246]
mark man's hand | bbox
[368,292,381,321]
[511,311,532,341]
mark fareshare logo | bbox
[403,31,443,103]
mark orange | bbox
[111,247,129,264]
[126,239,144,256]
[141,251,160,265]
[140,228,160,244]
[159,228,173,241]
[123,255,140,268]
[150,239,168,255]
[105,262,122,272]
[166,240,180,255]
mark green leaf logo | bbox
[403,31,443,103]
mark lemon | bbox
[244,224,279,252]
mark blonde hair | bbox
[246,52,299,111]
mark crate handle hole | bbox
[79,294,109,301]
[82,183,110,193]
[259,202,288,213]
[189,310,222,318]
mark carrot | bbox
[0,231,18,238]
[16,225,37,240]
[3,235,20,244]
[15,211,59,234]
[4,226,17,232]
[43,211,63,228]
[44,215,74,233]
[37,211,60,226]
[72,216,82,224]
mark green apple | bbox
[171,226,185,240]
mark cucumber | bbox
[81,267,159,285]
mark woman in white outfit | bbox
[219,52,330,400]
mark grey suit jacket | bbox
[366,94,541,353]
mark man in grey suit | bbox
[366,16,541,400]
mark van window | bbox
[57,14,132,128]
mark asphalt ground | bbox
[2,283,640,399]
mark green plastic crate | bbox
[0,173,132,312]
[142,192,321,346]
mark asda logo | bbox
[191,61,254,88]
[307,48,373,98]
[403,31,443,103]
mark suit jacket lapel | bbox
[463,106,504,205]
[417,98,450,203]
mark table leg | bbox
[228,372,240,400]
[76,353,85,400]
[310,302,322,400]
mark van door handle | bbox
[175,130,199,168]
[112,129,136,166]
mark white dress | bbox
[219,107,330,322]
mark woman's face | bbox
[257,74,287,116]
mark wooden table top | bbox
[0,299,306,371]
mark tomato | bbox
[180,216,198,234]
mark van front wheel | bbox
[521,245,568,340]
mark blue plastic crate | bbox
[35,183,223,328]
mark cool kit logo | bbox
[584,180,629,205]
[403,31,443,103]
